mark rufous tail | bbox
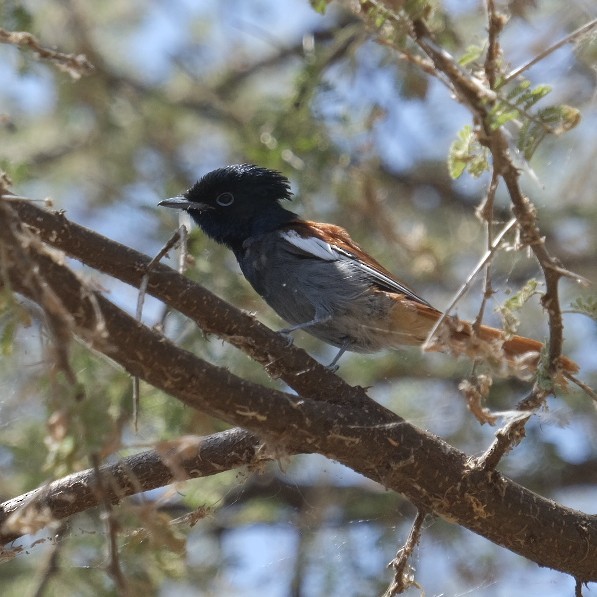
[476,323,578,375]
[386,298,578,377]
[437,319,579,377]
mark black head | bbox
[159,164,296,252]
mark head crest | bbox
[194,164,293,202]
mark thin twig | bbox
[474,374,561,472]
[502,18,597,85]
[575,577,584,597]
[484,0,504,90]
[30,522,68,597]
[516,389,550,413]
[177,224,188,275]
[383,510,427,596]
[473,169,500,334]
[91,454,128,595]
[498,150,566,381]
[467,171,499,420]
[475,410,533,471]
[422,217,517,351]
[542,262,590,286]
[565,373,597,403]
[136,227,184,321]
[0,194,50,202]
[410,17,497,110]
[0,27,93,79]
[358,1,460,95]
[403,10,586,383]
[133,227,184,429]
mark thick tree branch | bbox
[1,200,596,580]
[0,429,262,545]
[8,198,377,410]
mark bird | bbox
[158,164,578,378]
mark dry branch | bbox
[0,27,93,78]
[9,198,379,411]
[1,199,596,580]
[0,430,262,545]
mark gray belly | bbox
[237,237,394,352]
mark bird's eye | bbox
[216,192,234,207]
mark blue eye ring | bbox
[216,192,234,206]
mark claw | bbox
[326,341,349,371]
[278,329,295,347]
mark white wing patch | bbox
[280,229,433,307]
[281,230,338,261]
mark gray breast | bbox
[236,232,394,351]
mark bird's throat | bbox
[192,204,298,254]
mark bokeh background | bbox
[1,0,596,595]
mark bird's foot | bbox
[277,329,295,347]
[326,342,349,372]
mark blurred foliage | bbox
[569,295,597,321]
[448,124,490,178]
[0,0,596,595]
[497,278,541,335]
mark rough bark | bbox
[1,200,596,581]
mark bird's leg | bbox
[327,340,349,372]
[279,313,332,335]
[278,313,332,344]
[278,313,348,371]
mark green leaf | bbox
[447,125,490,179]
[404,0,433,20]
[506,79,530,100]
[489,81,552,131]
[374,10,387,28]
[519,84,551,110]
[541,104,581,133]
[502,279,541,311]
[569,296,597,321]
[459,44,484,66]
[497,279,541,335]
[517,104,581,160]
[309,0,329,14]
[490,107,520,129]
